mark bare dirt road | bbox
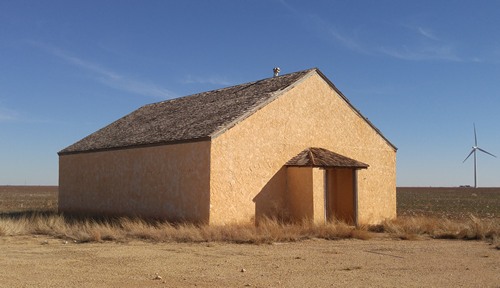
[1,235,498,288]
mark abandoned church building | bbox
[58,68,397,225]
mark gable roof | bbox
[59,68,396,155]
[285,147,369,169]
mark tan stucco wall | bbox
[59,141,211,223]
[286,167,313,221]
[284,167,326,223]
[210,71,396,225]
[286,168,326,223]
[312,168,325,224]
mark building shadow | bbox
[252,167,289,224]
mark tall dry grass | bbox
[376,215,500,244]
[0,213,371,244]
[1,212,498,245]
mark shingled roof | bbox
[59,68,396,155]
[285,147,369,169]
[59,69,314,155]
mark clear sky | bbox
[1,1,499,187]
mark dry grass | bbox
[374,215,500,242]
[3,212,497,245]
[0,213,372,244]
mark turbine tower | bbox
[463,123,496,188]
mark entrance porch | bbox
[285,147,368,225]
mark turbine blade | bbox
[463,149,475,162]
[477,147,497,158]
[474,123,477,146]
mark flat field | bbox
[0,186,499,288]
[0,186,57,213]
[397,187,500,219]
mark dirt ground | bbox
[1,186,499,287]
[1,235,498,288]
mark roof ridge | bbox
[308,148,316,166]
[145,68,318,108]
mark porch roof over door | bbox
[285,147,369,169]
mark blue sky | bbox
[1,1,499,187]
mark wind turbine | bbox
[463,123,496,188]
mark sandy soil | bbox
[0,236,498,288]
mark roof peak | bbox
[286,147,369,169]
[152,68,318,106]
